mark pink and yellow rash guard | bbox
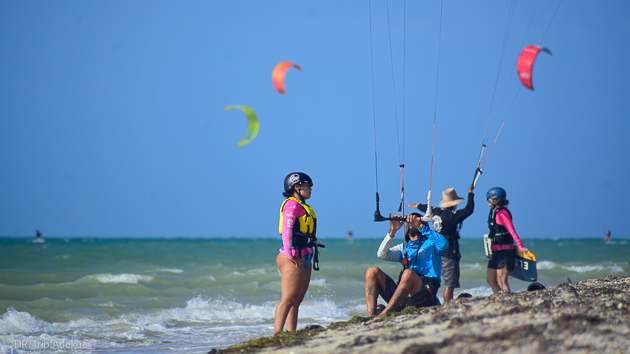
[492,208,525,251]
[279,199,314,259]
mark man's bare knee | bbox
[399,269,421,285]
[365,266,382,281]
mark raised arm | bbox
[409,202,428,213]
[376,215,404,262]
[454,189,475,223]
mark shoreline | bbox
[212,275,630,353]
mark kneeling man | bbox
[365,213,448,316]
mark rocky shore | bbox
[212,276,630,353]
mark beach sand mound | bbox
[212,275,630,353]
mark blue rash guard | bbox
[377,225,449,281]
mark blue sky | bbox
[1,1,629,239]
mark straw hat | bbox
[438,188,465,208]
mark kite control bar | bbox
[374,192,429,225]
[373,211,404,222]
[374,163,407,222]
[373,192,404,222]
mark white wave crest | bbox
[561,264,625,274]
[152,296,353,325]
[245,268,268,275]
[309,278,327,287]
[461,262,483,271]
[459,286,493,297]
[156,268,183,273]
[89,273,154,284]
[168,297,274,324]
[537,261,558,270]
[0,307,51,334]
[537,260,624,274]
[297,299,348,322]
[0,308,105,350]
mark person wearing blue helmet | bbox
[486,187,530,293]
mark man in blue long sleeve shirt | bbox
[365,214,448,317]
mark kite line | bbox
[370,0,406,222]
[471,0,564,189]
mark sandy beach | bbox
[213,275,630,353]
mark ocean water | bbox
[0,236,628,353]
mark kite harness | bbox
[281,173,325,271]
[278,197,325,271]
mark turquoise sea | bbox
[1,236,628,353]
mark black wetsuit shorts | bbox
[487,249,515,271]
[379,272,440,310]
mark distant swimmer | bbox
[347,230,354,241]
[605,229,611,243]
[34,229,45,243]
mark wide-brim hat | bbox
[438,187,465,208]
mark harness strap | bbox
[313,245,319,271]
[312,241,325,271]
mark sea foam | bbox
[0,307,50,334]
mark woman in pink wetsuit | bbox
[486,187,530,293]
[274,172,316,334]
